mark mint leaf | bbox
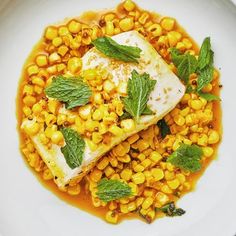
[156,202,185,217]
[197,37,214,71]
[167,144,203,172]
[170,48,197,84]
[157,119,170,139]
[198,91,220,101]
[45,75,92,109]
[197,65,214,92]
[97,178,132,202]
[92,37,142,63]
[122,70,156,121]
[61,128,85,169]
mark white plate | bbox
[0,0,236,236]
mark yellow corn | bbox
[67,184,81,195]
[147,24,162,37]
[167,179,180,190]
[197,134,208,146]
[208,130,220,144]
[104,166,115,177]
[27,65,39,76]
[161,17,175,31]
[51,131,64,144]
[45,26,58,40]
[123,0,135,11]
[105,211,118,224]
[120,119,135,132]
[136,139,150,152]
[120,169,132,181]
[142,197,154,210]
[68,20,81,33]
[156,192,169,205]
[149,151,162,163]
[151,168,164,181]
[36,55,48,67]
[78,104,92,120]
[90,168,102,182]
[49,52,61,64]
[127,201,137,212]
[120,204,129,213]
[202,146,214,157]
[132,172,145,184]
[133,164,145,172]
[67,57,82,74]
[109,125,124,136]
[119,18,134,31]
[24,121,40,136]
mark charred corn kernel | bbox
[45,114,56,127]
[142,197,153,210]
[156,192,169,205]
[92,132,103,144]
[32,77,45,87]
[32,103,42,114]
[197,134,208,146]
[103,80,115,93]
[58,45,69,56]
[132,172,145,184]
[104,166,115,177]
[90,169,102,182]
[136,139,149,152]
[67,57,82,74]
[139,12,149,25]
[23,95,36,107]
[79,104,92,120]
[109,125,123,136]
[105,21,114,36]
[161,17,175,31]
[68,20,81,33]
[167,31,182,47]
[151,168,164,181]
[127,202,137,212]
[120,169,132,181]
[120,119,135,132]
[202,83,213,93]
[49,52,61,64]
[36,55,48,67]
[202,146,214,157]
[149,151,162,163]
[161,184,173,194]
[119,18,134,31]
[97,157,109,170]
[51,131,63,144]
[42,168,53,180]
[123,0,135,11]
[167,179,180,190]
[120,204,129,213]
[134,164,145,172]
[45,26,58,40]
[67,184,81,195]
[24,122,40,136]
[147,23,162,37]
[86,139,97,151]
[23,106,31,116]
[190,99,203,110]
[208,130,220,144]
[27,65,39,76]
[52,37,63,47]
[141,159,152,169]
[174,115,185,126]
[182,38,193,49]
[58,26,69,36]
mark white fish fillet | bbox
[22,31,185,189]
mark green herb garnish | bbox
[170,37,220,101]
[156,202,186,217]
[122,70,156,121]
[97,178,132,202]
[157,119,171,139]
[61,128,85,169]
[167,144,203,172]
[92,36,142,63]
[45,75,92,109]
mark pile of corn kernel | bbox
[19,0,221,224]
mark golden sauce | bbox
[17,2,222,223]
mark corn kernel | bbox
[103,79,115,93]
[182,38,193,49]
[120,119,135,132]
[42,168,53,180]
[90,168,102,182]
[123,0,135,11]
[45,26,58,40]
[132,172,145,184]
[141,159,152,169]
[23,95,36,107]
[142,197,153,210]
[120,169,132,181]
[167,179,180,190]
[167,31,182,47]
[174,115,185,126]
[92,132,103,144]
[105,211,118,224]
[149,151,162,163]
[109,125,124,136]
[78,104,92,120]
[49,52,61,64]
[120,204,129,213]
[202,146,214,157]
[136,139,149,152]
[133,164,145,172]
[127,202,137,212]
[190,99,203,110]
[45,114,56,127]
[24,122,40,136]
[197,134,208,146]
[147,24,162,37]
[67,57,82,74]
[67,184,81,195]
[58,26,70,36]
[119,18,134,31]
[68,20,81,34]
[176,173,186,184]
[202,83,213,93]
[104,166,115,177]
[27,65,39,76]
[151,168,164,181]
[208,130,220,144]
[161,184,173,194]
[139,12,149,25]
[86,139,97,151]
[36,55,48,67]
[161,17,175,31]
[105,21,115,36]
[97,157,109,170]
[156,192,169,205]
